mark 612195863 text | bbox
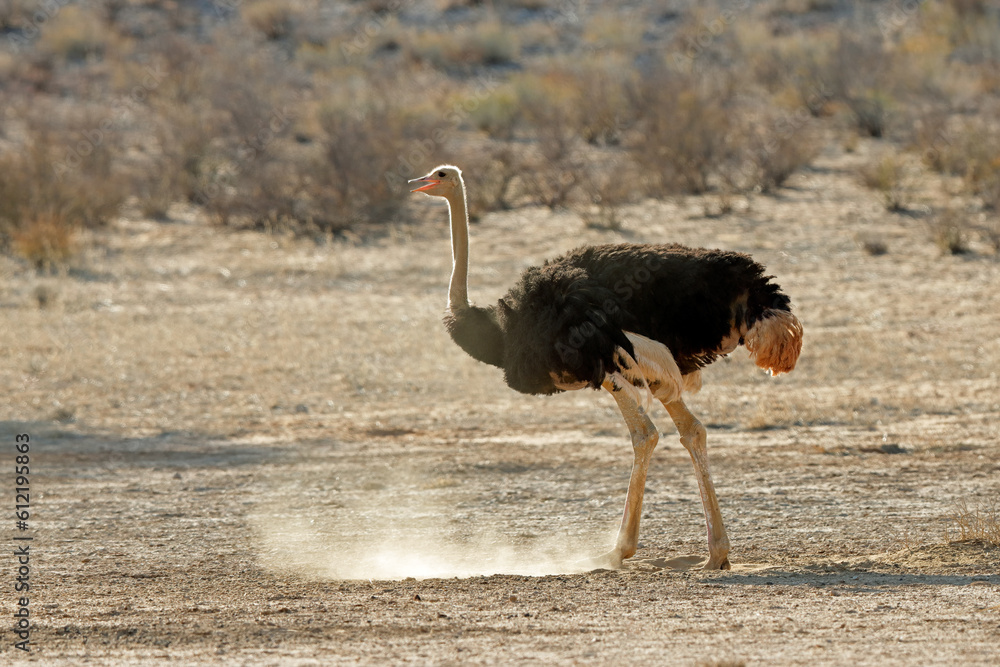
[12,433,32,652]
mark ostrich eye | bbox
[437,171,446,178]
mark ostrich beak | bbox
[409,175,440,193]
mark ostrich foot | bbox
[705,553,731,570]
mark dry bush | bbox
[0,0,38,30]
[513,71,588,208]
[567,56,635,147]
[521,151,584,210]
[949,500,1000,545]
[931,208,971,255]
[9,215,77,270]
[582,11,643,51]
[913,113,1000,211]
[242,0,297,41]
[0,127,126,267]
[747,35,837,118]
[742,109,822,193]
[964,145,1000,212]
[141,102,222,219]
[982,218,1000,252]
[408,19,519,72]
[36,4,110,62]
[826,31,896,138]
[629,70,740,196]
[458,144,522,219]
[468,87,521,140]
[579,159,640,230]
[501,59,631,147]
[909,106,960,174]
[912,115,1000,210]
[859,150,912,212]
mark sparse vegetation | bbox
[0,0,999,260]
[931,208,972,255]
[860,150,912,212]
[949,500,1000,546]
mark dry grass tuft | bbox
[37,4,110,62]
[242,0,297,41]
[579,160,639,230]
[0,125,126,268]
[859,150,912,212]
[10,215,78,270]
[948,500,1000,546]
[409,19,520,72]
[930,208,971,255]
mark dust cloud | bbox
[251,512,610,581]
[249,459,620,580]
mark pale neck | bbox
[445,180,470,310]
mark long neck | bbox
[444,179,470,311]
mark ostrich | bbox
[409,165,802,570]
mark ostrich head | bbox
[408,165,463,198]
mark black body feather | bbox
[445,243,793,395]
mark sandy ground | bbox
[2,141,999,664]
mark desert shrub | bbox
[520,145,584,210]
[457,143,522,219]
[569,56,635,146]
[408,19,519,72]
[909,106,961,174]
[141,101,222,218]
[314,101,425,228]
[204,92,439,234]
[242,0,296,41]
[825,31,897,138]
[742,109,822,193]
[629,69,741,196]
[0,0,38,30]
[949,500,1000,545]
[9,214,78,270]
[963,128,1000,210]
[468,87,521,140]
[931,208,971,255]
[983,219,1000,253]
[859,150,912,212]
[582,11,644,52]
[0,127,126,267]
[919,117,1000,210]
[749,37,837,117]
[579,157,640,230]
[37,5,109,62]
[512,70,588,208]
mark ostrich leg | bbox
[586,382,659,569]
[662,398,731,570]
